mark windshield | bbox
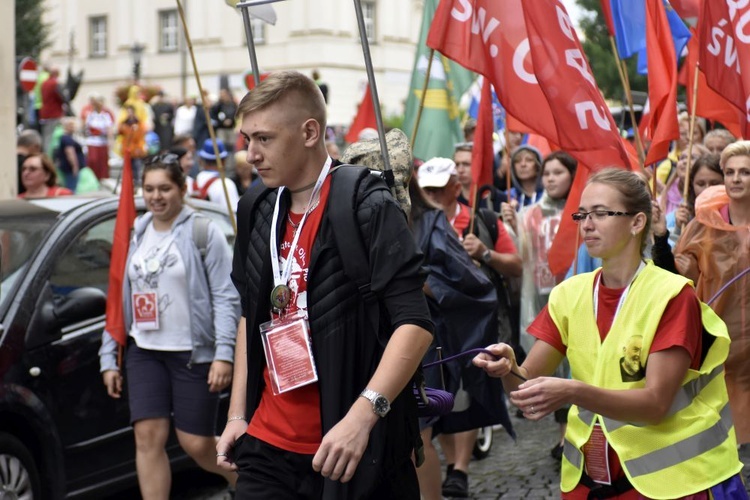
[0,213,56,312]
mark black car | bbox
[0,196,235,499]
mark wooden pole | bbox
[683,62,701,202]
[176,0,237,235]
[468,183,478,235]
[609,36,646,169]
[410,48,435,151]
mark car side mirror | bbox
[47,287,107,329]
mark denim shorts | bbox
[125,342,218,436]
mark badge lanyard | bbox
[268,157,332,311]
[593,261,646,327]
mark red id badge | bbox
[582,423,611,485]
[132,291,159,330]
[259,312,318,395]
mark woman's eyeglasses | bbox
[571,210,636,223]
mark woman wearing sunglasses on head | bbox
[99,154,240,499]
[474,168,745,499]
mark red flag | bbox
[681,30,743,138]
[471,77,494,191]
[427,0,630,275]
[642,0,679,166]
[104,150,136,347]
[600,0,616,36]
[345,85,377,144]
[699,2,750,138]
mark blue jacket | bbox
[99,206,240,372]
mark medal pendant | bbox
[270,284,291,310]
[146,258,161,274]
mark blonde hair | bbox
[236,71,326,130]
[719,140,750,169]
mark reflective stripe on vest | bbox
[625,402,733,478]
[563,438,582,469]
[576,365,726,433]
[565,401,733,480]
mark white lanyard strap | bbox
[593,261,646,321]
[269,157,332,289]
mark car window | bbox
[49,218,115,297]
[0,217,56,311]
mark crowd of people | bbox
[12,65,750,499]
[16,70,266,208]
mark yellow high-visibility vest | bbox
[548,261,741,498]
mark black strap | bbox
[328,166,383,340]
[579,471,635,499]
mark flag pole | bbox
[468,183,478,235]
[504,128,513,200]
[683,62,700,202]
[609,36,646,169]
[176,0,237,235]
[237,1,262,88]
[353,0,393,184]
[410,48,435,151]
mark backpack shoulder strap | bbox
[328,166,373,296]
[328,165,387,342]
[196,176,220,200]
[192,215,210,261]
[478,208,499,244]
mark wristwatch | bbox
[481,249,492,264]
[360,388,391,417]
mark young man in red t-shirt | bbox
[218,71,434,499]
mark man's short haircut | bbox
[454,142,473,154]
[17,129,42,149]
[704,128,736,146]
[236,70,327,130]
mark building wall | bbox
[41,0,424,127]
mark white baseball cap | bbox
[417,157,458,188]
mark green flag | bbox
[403,0,475,161]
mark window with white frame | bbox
[362,1,376,43]
[251,17,266,44]
[159,10,179,52]
[89,16,107,57]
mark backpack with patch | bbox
[339,128,412,217]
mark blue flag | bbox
[467,78,505,134]
[610,0,690,75]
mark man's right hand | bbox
[102,370,122,399]
[216,419,248,471]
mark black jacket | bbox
[232,170,433,499]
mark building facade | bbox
[41,0,424,127]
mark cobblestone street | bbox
[143,410,750,499]
[466,413,561,499]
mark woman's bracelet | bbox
[227,415,247,422]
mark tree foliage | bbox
[15,0,52,59]
[577,0,647,103]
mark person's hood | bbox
[694,185,736,231]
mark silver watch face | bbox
[373,395,390,416]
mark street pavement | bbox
[122,411,750,499]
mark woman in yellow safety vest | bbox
[474,168,745,499]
